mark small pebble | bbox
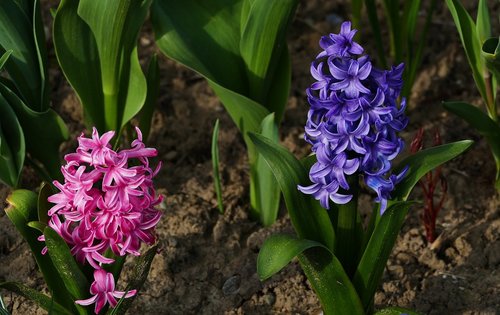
[222,274,241,296]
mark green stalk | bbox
[104,92,119,132]
[334,176,360,277]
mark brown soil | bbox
[1,1,499,314]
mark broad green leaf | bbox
[239,0,298,112]
[257,234,328,280]
[0,50,12,70]
[0,93,24,187]
[5,190,75,311]
[444,102,500,187]
[0,0,47,111]
[445,0,488,107]
[257,234,364,315]
[476,0,491,43]
[0,282,72,315]
[0,83,67,180]
[106,245,158,315]
[139,54,160,141]
[351,0,362,29]
[151,0,246,93]
[393,140,473,200]
[374,306,421,315]
[353,201,415,311]
[43,227,89,309]
[53,0,105,130]
[250,113,280,226]
[77,0,150,131]
[249,132,334,250]
[299,248,364,315]
[211,119,224,214]
[27,220,47,233]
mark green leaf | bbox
[106,245,158,315]
[257,234,328,280]
[211,119,224,214]
[365,0,386,68]
[239,0,298,115]
[445,0,488,107]
[352,201,415,311]
[250,113,280,226]
[0,83,68,180]
[0,50,12,70]
[0,0,47,111]
[43,227,89,307]
[257,234,364,315]
[53,0,105,130]
[374,306,421,315]
[77,0,150,131]
[139,54,159,141]
[151,0,246,93]
[249,132,334,249]
[476,0,491,43]
[0,93,24,187]
[443,101,500,187]
[5,190,75,311]
[0,282,72,315]
[393,140,474,200]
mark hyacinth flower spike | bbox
[298,20,408,215]
[251,20,472,315]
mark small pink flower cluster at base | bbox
[41,127,162,314]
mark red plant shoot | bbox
[410,128,448,243]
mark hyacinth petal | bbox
[75,295,98,306]
[328,60,347,80]
[112,289,137,299]
[330,192,352,204]
[297,183,322,195]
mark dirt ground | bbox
[0,1,499,314]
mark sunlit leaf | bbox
[5,190,75,311]
[257,234,364,315]
[44,227,89,309]
[249,132,334,249]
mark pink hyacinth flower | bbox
[75,269,136,314]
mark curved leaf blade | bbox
[43,227,89,305]
[257,234,364,315]
[53,0,105,130]
[257,234,327,280]
[0,83,67,180]
[0,282,72,315]
[5,190,74,311]
[249,132,334,249]
[393,140,473,200]
[0,93,24,187]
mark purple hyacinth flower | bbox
[298,21,408,213]
[318,21,364,58]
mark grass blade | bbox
[211,119,224,214]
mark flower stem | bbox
[334,176,360,277]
